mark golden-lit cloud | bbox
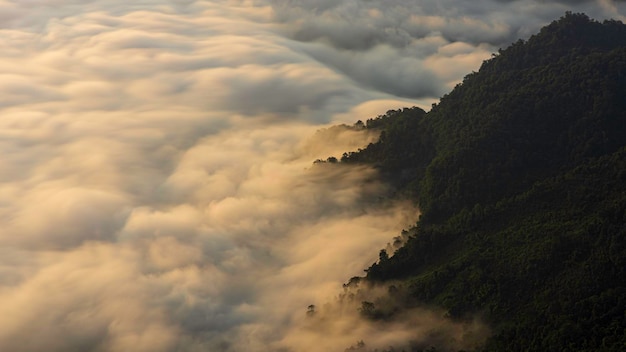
[0,0,623,351]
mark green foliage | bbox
[342,13,626,351]
[420,12,626,222]
[342,106,434,199]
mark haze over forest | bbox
[1,1,625,351]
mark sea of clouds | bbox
[0,0,623,351]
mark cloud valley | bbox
[0,0,624,350]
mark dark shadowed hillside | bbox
[339,12,626,351]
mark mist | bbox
[1,0,624,351]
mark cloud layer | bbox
[0,0,624,351]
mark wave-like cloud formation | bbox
[0,0,624,351]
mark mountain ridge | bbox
[336,12,626,351]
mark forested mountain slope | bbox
[340,13,626,351]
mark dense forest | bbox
[335,13,626,351]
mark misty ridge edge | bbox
[320,12,626,351]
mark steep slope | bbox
[342,13,626,351]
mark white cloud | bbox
[0,0,623,350]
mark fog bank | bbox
[0,0,624,350]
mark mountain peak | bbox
[341,13,626,351]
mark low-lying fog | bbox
[0,0,623,350]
